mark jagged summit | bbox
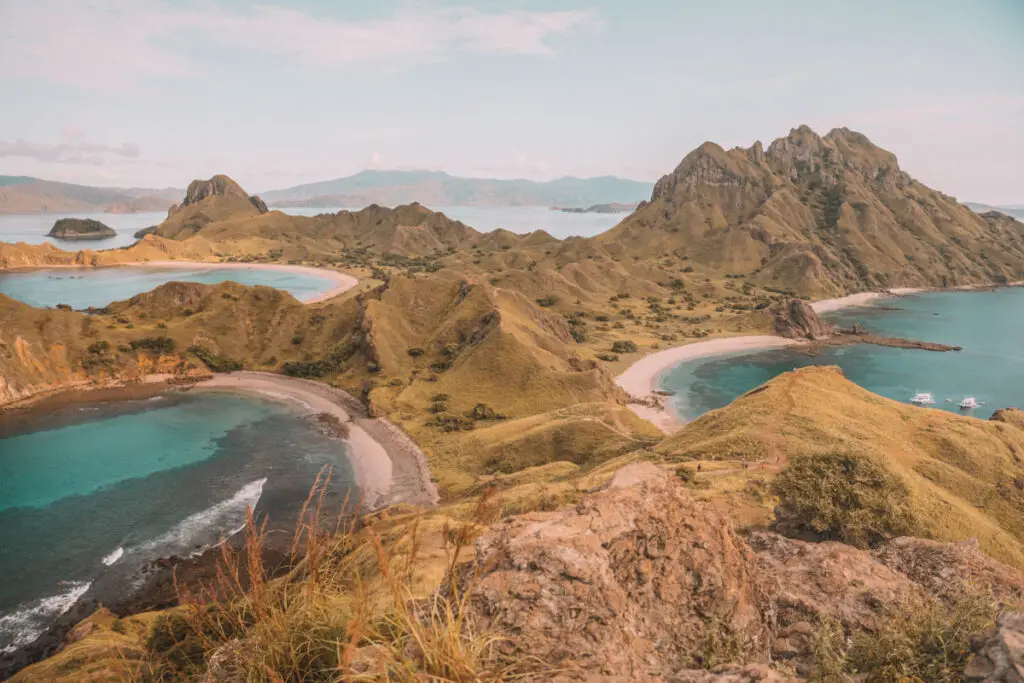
[600,125,1024,296]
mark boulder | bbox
[772,300,832,340]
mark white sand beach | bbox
[616,335,800,434]
[810,292,888,313]
[141,261,358,303]
[194,372,438,510]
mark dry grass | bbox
[139,469,522,682]
[808,584,997,683]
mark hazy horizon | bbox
[1,0,1022,204]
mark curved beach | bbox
[194,372,439,510]
[617,290,911,432]
[616,336,799,433]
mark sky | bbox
[0,0,1022,204]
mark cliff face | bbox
[599,126,1024,296]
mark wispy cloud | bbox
[0,138,141,165]
[0,1,600,86]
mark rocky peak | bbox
[173,174,269,215]
[652,141,766,204]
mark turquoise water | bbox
[0,392,356,652]
[659,288,1024,421]
[0,211,165,250]
[0,265,338,309]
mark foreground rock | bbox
[459,462,1024,681]
[46,218,116,240]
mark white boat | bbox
[959,397,985,409]
[910,391,935,406]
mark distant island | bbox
[0,176,180,215]
[262,169,653,208]
[551,202,639,214]
[46,218,117,240]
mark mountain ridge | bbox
[260,169,654,207]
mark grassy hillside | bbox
[658,365,1024,569]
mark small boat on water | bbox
[959,397,986,410]
[910,391,936,406]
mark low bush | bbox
[130,336,175,354]
[87,340,110,354]
[536,295,558,307]
[610,340,638,354]
[407,347,425,357]
[772,452,917,548]
[596,353,619,362]
[188,345,243,373]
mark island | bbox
[551,202,639,214]
[46,218,117,240]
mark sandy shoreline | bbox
[193,372,438,511]
[616,336,800,433]
[615,287,934,433]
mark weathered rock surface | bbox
[462,462,777,681]
[772,299,832,340]
[459,463,1024,681]
[46,218,116,240]
[964,612,1024,682]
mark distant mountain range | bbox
[260,170,654,208]
[964,202,1024,220]
[0,176,181,215]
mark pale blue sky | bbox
[0,0,1021,203]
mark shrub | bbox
[810,587,996,683]
[87,340,110,354]
[610,340,638,354]
[282,359,334,378]
[596,353,619,362]
[407,347,425,357]
[469,403,505,420]
[188,345,243,373]
[428,414,476,432]
[536,295,558,307]
[772,452,917,548]
[130,336,175,354]
[55,303,72,311]
[291,334,304,345]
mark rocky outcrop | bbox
[461,462,777,681]
[46,218,116,240]
[168,175,268,217]
[964,612,1024,682]
[772,299,832,340]
[457,462,1024,681]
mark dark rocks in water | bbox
[772,299,833,340]
[133,225,159,239]
[46,218,116,240]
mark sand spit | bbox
[195,372,438,511]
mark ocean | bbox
[0,391,356,653]
[659,288,1024,422]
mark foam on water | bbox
[133,478,267,557]
[101,546,124,566]
[0,581,92,653]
